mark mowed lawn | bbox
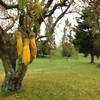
[0,55,100,100]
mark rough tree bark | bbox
[0,26,28,91]
[1,55,27,91]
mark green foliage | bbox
[32,1,43,17]
[49,47,63,59]
[73,6,100,58]
[37,40,52,57]
[18,0,26,13]
[62,42,76,57]
[45,16,53,35]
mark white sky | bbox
[55,13,79,45]
[40,12,80,45]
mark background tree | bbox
[73,1,100,63]
[37,16,55,57]
[62,19,75,57]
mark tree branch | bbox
[0,26,4,33]
[42,0,53,17]
[44,0,53,9]
[52,1,73,29]
[45,3,68,18]
[0,10,19,32]
[36,35,48,41]
[44,0,69,18]
[5,16,15,32]
[0,0,18,9]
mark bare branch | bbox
[0,25,4,33]
[36,35,48,41]
[0,8,19,32]
[52,1,73,29]
[43,0,69,18]
[44,3,68,18]
[0,0,18,9]
[42,0,53,17]
[41,0,46,5]
[44,0,53,9]
[0,17,10,20]
[4,16,15,32]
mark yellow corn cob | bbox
[30,38,37,58]
[15,31,23,57]
[22,38,30,65]
[29,32,37,58]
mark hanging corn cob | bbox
[29,32,37,58]
[15,31,23,57]
[22,38,30,65]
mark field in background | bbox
[0,54,100,100]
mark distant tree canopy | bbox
[73,2,100,63]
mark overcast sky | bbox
[40,12,80,45]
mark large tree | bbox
[73,1,100,63]
[0,0,76,91]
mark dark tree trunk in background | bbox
[90,53,94,63]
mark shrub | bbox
[62,42,76,57]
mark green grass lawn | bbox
[0,55,100,100]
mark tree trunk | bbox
[90,53,94,63]
[0,18,28,92]
[1,54,27,92]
